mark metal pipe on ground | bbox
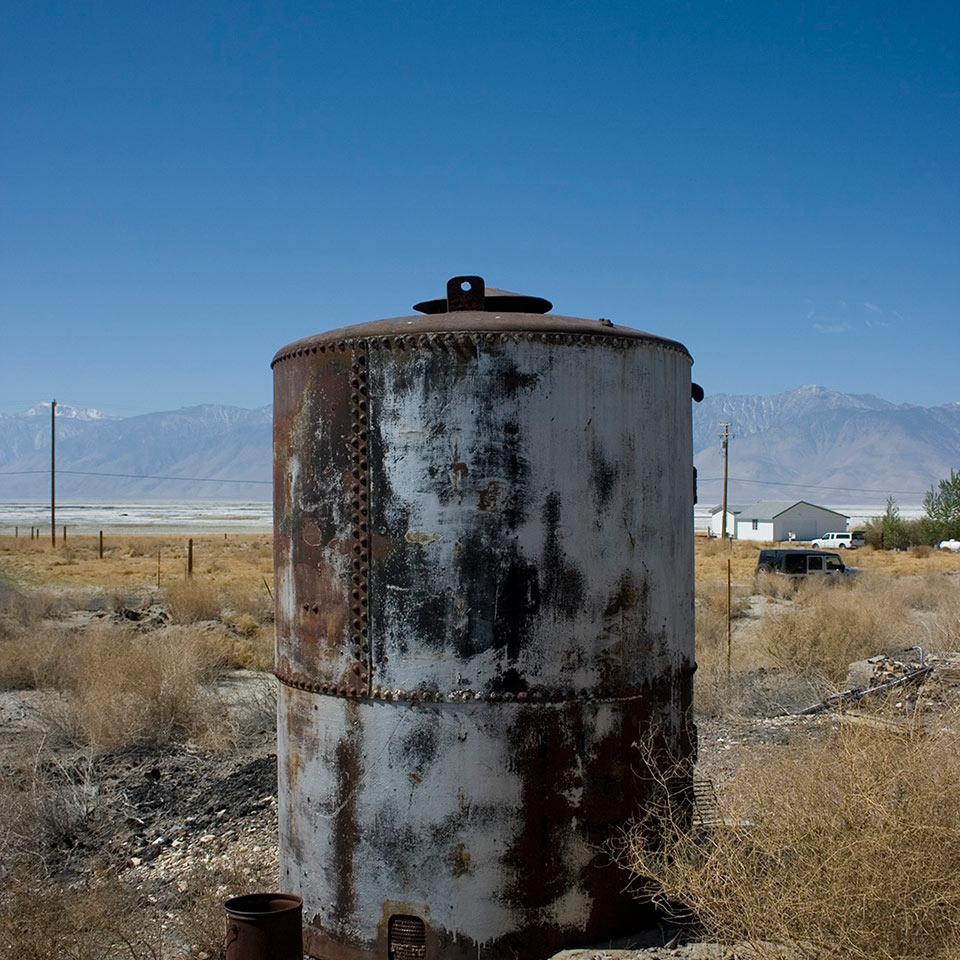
[224,893,302,960]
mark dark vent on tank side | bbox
[388,915,427,960]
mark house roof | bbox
[710,500,849,521]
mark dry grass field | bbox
[0,531,273,589]
[1,532,960,957]
[0,532,277,959]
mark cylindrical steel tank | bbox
[272,276,697,960]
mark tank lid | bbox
[271,274,693,366]
[414,276,553,315]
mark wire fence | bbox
[0,468,270,485]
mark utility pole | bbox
[51,399,56,547]
[719,422,731,541]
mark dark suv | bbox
[756,549,852,578]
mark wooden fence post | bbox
[726,557,733,682]
[99,530,104,559]
[187,538,193,577]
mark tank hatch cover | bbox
[413,275,553,315]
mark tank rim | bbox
[272,313,692,367]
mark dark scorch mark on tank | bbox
[500,363,540,394]
[493,556,541,662]
[488,666,529,695]
[603,574,640,620]
[332,704,362,924]
[496,420,529,527]
[453,528,540,662]
[502,707,578,909]
[541,493,585,619]
[364,811,422,890]
[398,714,440,772]
[588,440,619,512]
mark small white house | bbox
[709,500,849,542]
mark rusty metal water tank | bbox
[272,276,697,960]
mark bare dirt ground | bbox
[2,533,959,958]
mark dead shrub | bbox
[0,871,162,960]
[757,576,911,684]
[103,587,140,613]
[0,586,70,631]
[0,625,67,690]
[928,587,960,651]
[627,723,960,960]
[752,571,799,600]
[164,577,221,623]
[231,611,260,637]
[699,579,751,621]
[889,573,953,612]
[234,672,278,736]
[697,536,726,558]
[220,581,274,623]
[124,537,156,558]
[0,587,72,689]
[0,747,99,876]
[42,624,228,750]
[199,623,274,672]
[54,543,79,565]
[695,580,751,715]
[695,607,729,716]
[912,544,934,559]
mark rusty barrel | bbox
[224,892,303,960]
[272,276,698,959]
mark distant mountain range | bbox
[1,387,958,504]
[0,403,272,500]
[694,385,960,505]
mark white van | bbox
[810,531,864,550]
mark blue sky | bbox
[2,0,958,416]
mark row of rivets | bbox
[271,331,690,367]
[272,669,672,704]
[350,347,371,694]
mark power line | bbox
[699,475,930,497]
[0,468,935,497]
[0,468,270,485]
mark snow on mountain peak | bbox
[20,402,111,421]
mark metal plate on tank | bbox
[274,345,371,694]
[365,338,693,701]
[279,684,691,960]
